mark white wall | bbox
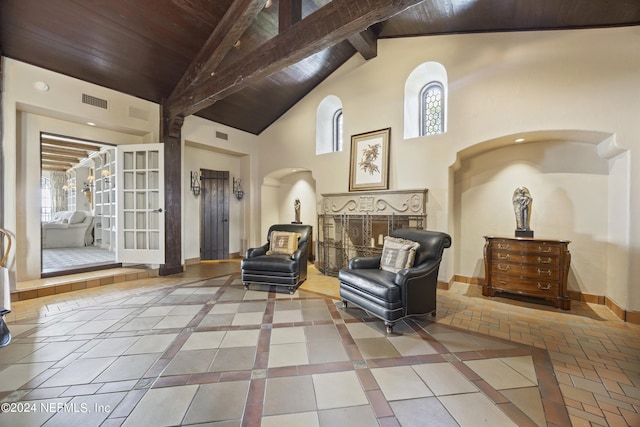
[183,144,242,259]
[3,58,159,282]
[257,27,640,311]
[180,116,260,256]
[453,141,609,295]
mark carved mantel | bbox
[320,189,428,216]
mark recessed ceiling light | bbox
[87,122,96,126]
[515,138,525,143]
[34,81,49,91]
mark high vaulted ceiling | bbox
[2,0,639,135]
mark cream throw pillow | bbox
[267,231,301,255]
[380,236,420,273]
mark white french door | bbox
[116,143,165,265]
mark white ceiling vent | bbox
[82,93,108,109]
[216,131,228,140]
[128,106,149,121]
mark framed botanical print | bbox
[349,127,390,191]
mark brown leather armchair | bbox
[241,224,312,294]
[338,229,451,333]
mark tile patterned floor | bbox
[0,262,639,426]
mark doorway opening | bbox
[40,133,121,277]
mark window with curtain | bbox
[420,82,444,136]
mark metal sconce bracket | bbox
[190,171,201,196]
[233,177,244,200]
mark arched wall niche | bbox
[260,168,317,244]
[450,129,627,301]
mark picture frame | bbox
[349,127,390,191]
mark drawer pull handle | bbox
[497,253,510,260]
[537,268,552,276]
[498,279,509,285]
[537,283,552,290]
[498,264,510,271]
[537,257,552,264]
[497,243,510,249]
[538,246,553,253]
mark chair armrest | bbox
[394,259,441,287]
[246,243,269,258]
[348,255,382,270]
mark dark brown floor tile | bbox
[367,389,394,417]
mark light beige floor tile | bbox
[501,387,547,427]
[169,305,203,316]
[268,342,309,368]
[122,384,199,427]
[182,380,250,424]
[500,356,538,385]
[243,290,268,300]
[464,358,536,390]
[80,337,137,358]
[139,306,174,317]
[124,333,178,354]
[209,302,240,314]
[117,316,162,332]
[0,362,53,392]
[219,329,260,348]
[262,411,320,427]
[345,322,386,339]
[388,334,439,356]
[20,340,87,362]
[371,366,433,401]
[72,318,120,335]
[181,331,226,351]
[273,309,303,323]
[94,354,158,382]
[40,357,116,387]
[439,392,518,427]
[271,326,306,344]
[231,312,263,326]
[263,376,317,416]
[412,363,478,396]
[43,392,126,427]
[312,370,369,410]
[153,315,195,329]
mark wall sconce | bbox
[233,177,244,200]
[83,175,95,193]
[101,169,111,185]
[190,171,201,196]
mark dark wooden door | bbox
[200,169,229,260]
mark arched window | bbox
[316,95,343,154]
[41,176,52,222]
[420,82,444,136]
[403,62,447,139]
[333,109,343,152]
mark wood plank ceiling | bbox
[2,0,639,135]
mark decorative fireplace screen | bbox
[316,189,427,276]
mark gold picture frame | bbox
[349,127,390,191]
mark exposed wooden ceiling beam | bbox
[41,154,82,164]
[41,138,103,152]
[41,146,90,158]
[166,0,425,119]
[348,27,378,60]
[167,0,269,108]
[279,0,302,31]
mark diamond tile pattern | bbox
[1,262,638,426]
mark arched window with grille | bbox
[316,95,344,154]
[403,62,447,139]
[420,82,444,136]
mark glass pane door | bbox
[116,144,165,265]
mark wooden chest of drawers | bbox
[483,236,571,309]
